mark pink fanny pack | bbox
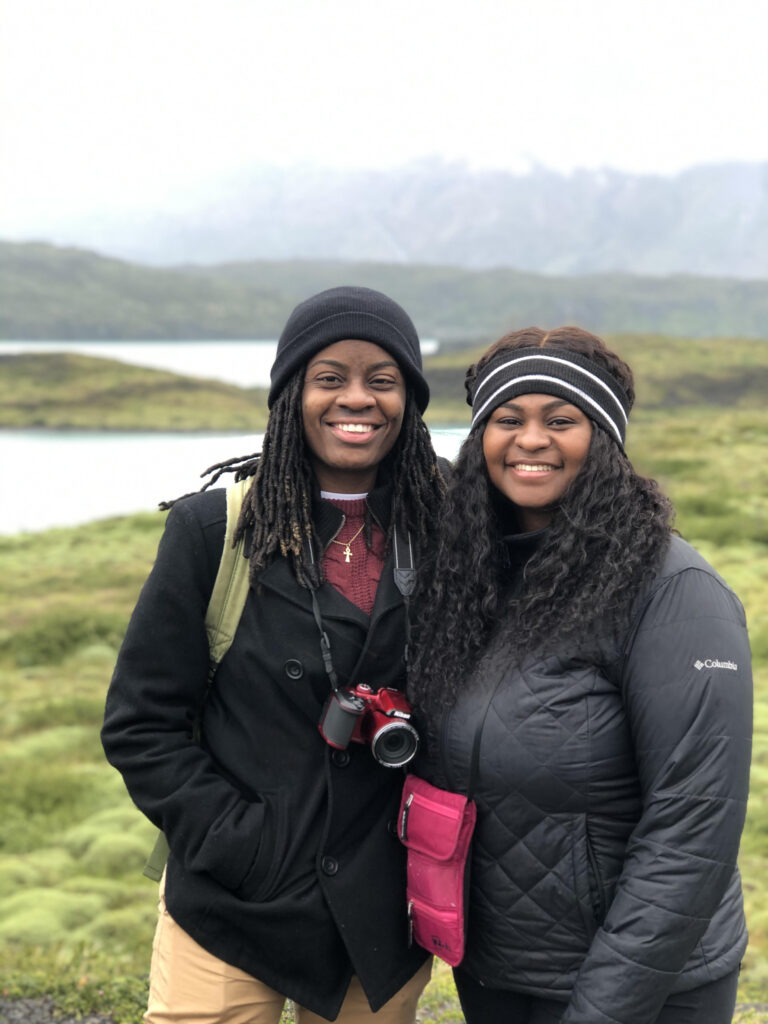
[398,774,477,966]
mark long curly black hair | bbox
[165,368,444,590]
[409,327,675,717]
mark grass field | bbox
[0,334,766,1022]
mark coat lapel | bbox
[247,479,407,723]
[256,556,371,630]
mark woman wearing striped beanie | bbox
[407,326,752,1024]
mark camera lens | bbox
[370,721,419,768]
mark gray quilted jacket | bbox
[431,535,752,1024]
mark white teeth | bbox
[514,463,555,472]
[337,423,374,433]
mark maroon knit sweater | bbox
[321,497,385,616]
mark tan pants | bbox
[145,887,431,1024]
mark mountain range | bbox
[15,160,768,278]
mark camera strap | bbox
[305,524,415,694]
[393,526,415,666]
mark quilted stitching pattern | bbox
[462,663,607,992]
[441,542,751,1022]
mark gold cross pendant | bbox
[343,544,353,562]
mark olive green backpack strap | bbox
[143,829,171,881]
[205,476,252,672]
[143,477,252,881]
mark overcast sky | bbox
[2,0,767,234]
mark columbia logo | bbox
[694,658,738,671]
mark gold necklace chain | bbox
[330,522,365,563]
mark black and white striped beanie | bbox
[468,346,631,447]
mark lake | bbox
[0,338,456,535]
[0,428,467,536]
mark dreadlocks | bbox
[163,367,444,590]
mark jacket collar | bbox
[242,471,394,559]
[310,472,393,546]
[498,527,545,577]
[489,488,548,574]
[255,470,399,623]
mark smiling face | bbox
[301,339,406,493]
[482,393,593,531]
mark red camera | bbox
[318,683,419,768]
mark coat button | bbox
[284,659,304,680]
[331,749,350,768]
[321,856,339,876]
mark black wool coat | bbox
[101,485,429,1019]
[423,534,752,1024]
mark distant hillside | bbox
[2,241,768,342]
[18,160,768,277]
[2,333,766,431]
[0,352,269,431]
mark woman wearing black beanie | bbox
[102,286,443,1023]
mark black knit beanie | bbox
[268,286,430,412]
